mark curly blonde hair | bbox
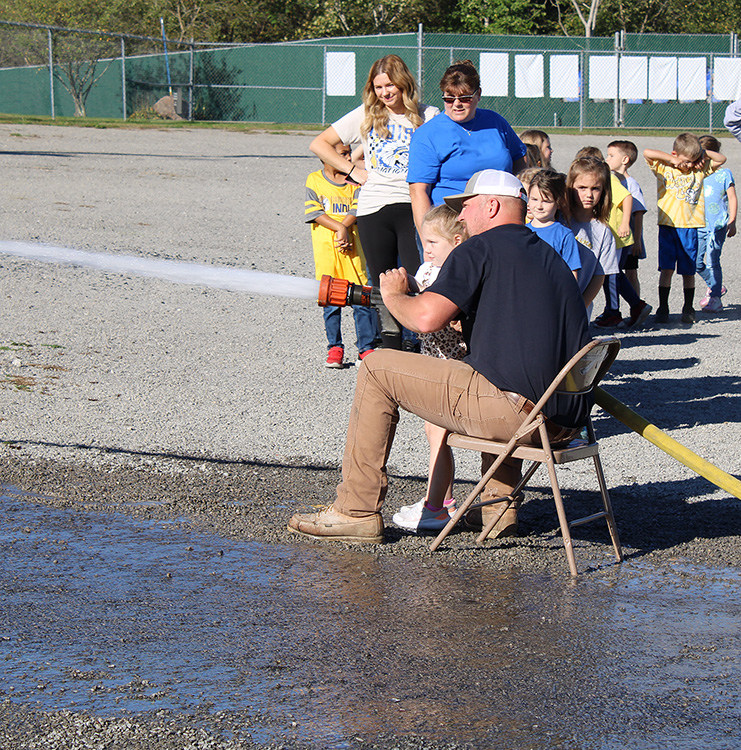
[361,55,422,140]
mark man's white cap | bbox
[444,169,527,213]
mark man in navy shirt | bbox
[289,170,591,544]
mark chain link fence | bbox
[2,20,741,130]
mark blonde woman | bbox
[310,55,438,346]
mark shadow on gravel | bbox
[593,372,741,437]
[3,438,341,473]
[520,477,741,553]
[610,356,701,374]
[616,331,723,348]
[0,150,76,158]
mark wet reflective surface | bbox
[2,487,740,749]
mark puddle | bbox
[1,488,740,748]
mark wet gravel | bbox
[1,124,741,748]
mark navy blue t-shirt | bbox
[427,223,592,428]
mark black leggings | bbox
[356,202,421,349]
[356,202,421,284]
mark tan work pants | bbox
[335,349,533,517]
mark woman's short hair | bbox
[439,60,480,94]
[361,54,421,138]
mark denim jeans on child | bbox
[323,304,377,353]
[696,226,727,298]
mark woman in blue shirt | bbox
[408,60,527,233]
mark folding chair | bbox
[429,336,623,577]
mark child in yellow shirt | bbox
[305,143,377,367]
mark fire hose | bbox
[318,274,402,348]
[595,387,741,499]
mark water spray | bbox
[0,241,320,300]
[317,274,401,347]
[0,242,402,341]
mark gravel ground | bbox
[1,123,740,749]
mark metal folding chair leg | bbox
[475,461,539,543]
[540,428,580,577]
[590,454,623,562]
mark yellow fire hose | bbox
[595,386,741,500]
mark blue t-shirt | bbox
[407,109,526,206]
[527,221,582,272]
[703,167,735,230]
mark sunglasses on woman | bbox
[442,92,478,104]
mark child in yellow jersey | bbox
[644,133,726,325]
[305,143,377,368]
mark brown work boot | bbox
[288,504,384,544]
[463,496,520,539]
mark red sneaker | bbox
[358,349,375,362]
[594,312,623,328]
[325,346,344,368]
[626,301,653,327]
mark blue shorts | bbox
[658,225,698,275]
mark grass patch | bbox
[0,342,31,350]
[0,112,324,134]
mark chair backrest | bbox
[557,337,621,395]
[524,336,620,421]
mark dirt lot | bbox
[1,124,740,749]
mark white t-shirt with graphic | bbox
[332,103,439,216]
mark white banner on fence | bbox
[678,57,706,101]
[326,52,356,96]
[589,56,618,99]
[515,54,543,98]
[620,56,648,100]
[479,52,509,97]
[714,57,741,101]
[550,55,580,99]
[649,57,677,100]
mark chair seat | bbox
[447,433,600,464]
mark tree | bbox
[550,0,602,37]
[51,31,118,116]
[457,0,552,34]
[298,0,416,39]
[598,0,741,34]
